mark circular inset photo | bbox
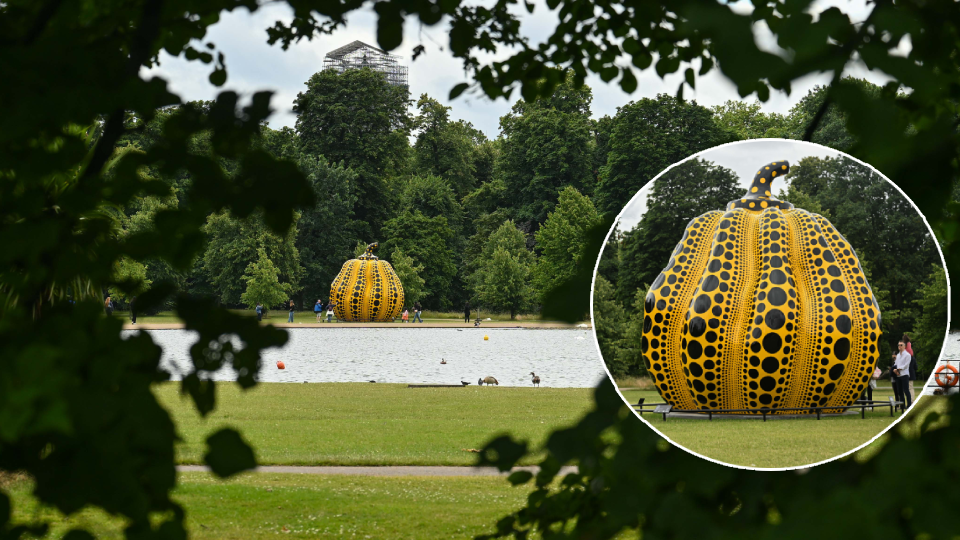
[591,139,950,470]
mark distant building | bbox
[322,40,409,88]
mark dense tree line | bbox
[120,72,945,337]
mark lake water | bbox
[126,328,607,388]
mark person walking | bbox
[402,308,409,323]
[413,301,422,323]
[287,300,295,323]
[464,301,471,324]
[256,302,263,322]
[104,295,113,317]
[130,296,137,325]
[314,299,323,322]
[895,341,913,409]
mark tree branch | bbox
[81,0,166,182]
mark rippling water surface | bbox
[127,328,606,388]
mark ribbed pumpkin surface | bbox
[329,244,404,322]
[641,161,882,414]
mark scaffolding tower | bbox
[322,40,409,88]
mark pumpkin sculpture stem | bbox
[359,242,380,260]
[727,160,795,211]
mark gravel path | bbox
[177,465,579,477]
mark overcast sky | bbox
[141,1,888,140]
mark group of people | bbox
[104,295,137,324]
[401,302,423,323]
[863,334,919,410]
[312,299,336,322]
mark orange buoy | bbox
[935,364,958,387]
[277,361,285,370]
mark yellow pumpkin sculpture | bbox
[642,161,882,414]
[329,242,404,322]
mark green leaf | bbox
[477,436,528,472]
[209,67,227,87]
[684,67,695,90]
[449,82,470,99]
[204,428,257,478]
[507,470,534,485]
[620,69,638,93]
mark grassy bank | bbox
[155,383,594,466]
[619,383,926,468]
[3,472,538,539]
[116,310,554,326]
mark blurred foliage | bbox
[478,379,959,539]
[4,0,960,538]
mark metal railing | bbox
[632,398,903,421]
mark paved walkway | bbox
[177,465,579,477]
[126,322,590,330]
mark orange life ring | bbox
[934,364,958,388]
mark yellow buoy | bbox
[484,335,489,341]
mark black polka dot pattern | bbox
[814,217,881,411]
[740,208,797,411]
[329,249,405,322]
[681,209,750,410]
[644,211,724,411]
[640,167,882,415]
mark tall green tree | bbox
[498,75,595,226]
[593,275,629,378]
[712,100,789,140]
[240,248,292,309]
[477,247,533,319]
[381,211,458,310]
[293,152,358,305]
[203,212,303,305]
[412,94,479,198]
[471,220,536,313]
[595,95,732,216]
[390,248,427,306]
[533,186,602,302]
[293,68,411,237]
[780,78,884,152]
[912,264,949,373]
[618,158,741,305]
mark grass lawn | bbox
[3,472,537,539]
[116,310,559,325]
[155,382,595,466]
[619,382,927,469]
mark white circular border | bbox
[588,138,953,472]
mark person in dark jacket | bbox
[890,352,904,409]
[413,301,423,323]
[256,303,263,321]
[287,300,295,323]
[130,296,137,324]
[464,301,471,323]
